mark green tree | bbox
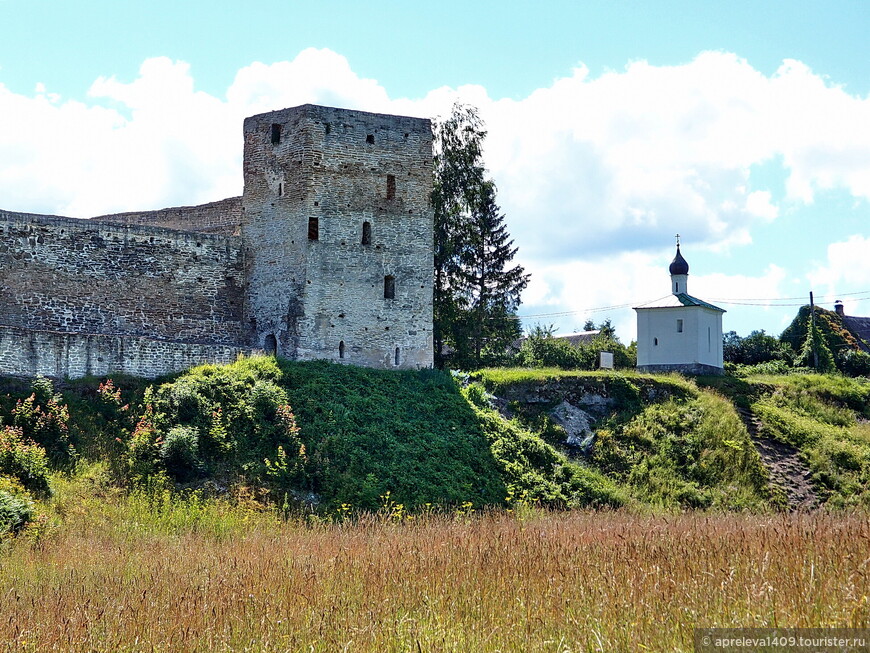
[432,103,529,369]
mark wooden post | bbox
[810,292,819,370]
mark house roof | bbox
[634,293,725,312]
[558,330,601,346]
[842,316,870,352]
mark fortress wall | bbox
[92,197,243,235]
[0,211,247,346]
[0,325,248,379]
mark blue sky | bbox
[1,0,869,342]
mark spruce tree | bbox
[432,103,530,369]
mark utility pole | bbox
[809,291,819,370]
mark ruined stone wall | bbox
[0,325,248,379]
[242,105,433,369]
[92,197,243,235]
[0,104,434,379]
[0,210,248,357]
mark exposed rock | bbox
[550,401,595,452]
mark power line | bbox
[512,289,870,321]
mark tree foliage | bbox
[432,103,530,370]
[723,330,793,366]
[514,321,636,370]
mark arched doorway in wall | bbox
[264,334,278,356]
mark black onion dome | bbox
[669,245,689,275]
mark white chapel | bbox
[634,240,725,375]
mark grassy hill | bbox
[3,357,870,536]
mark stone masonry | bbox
[0,104,434,379]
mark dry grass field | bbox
[2,495,868,652]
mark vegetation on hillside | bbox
[3,354,870,539]
[703,373,870,508]
[473,368,770,510]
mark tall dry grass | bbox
[1,509,868,652]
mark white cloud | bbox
[1,47,868,340]
[807,235,870,316]
[517,250,788,341]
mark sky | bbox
[1,0,869,342]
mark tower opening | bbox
[395,347,400,366]
[386,174,396,200]
[362,221,372,245]
[339,341,345,359]
[308,217,319,241]
[383,275,395,299]
[271,124,282,145]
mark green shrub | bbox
[123,357,307,492]
[514,330,593,369]
[160,426,203,482]
[0,488,33,535]
[0,425,51,497]
[839,349,870,378]
[11,376,75,465]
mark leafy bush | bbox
[0,487,33,535]
[11,376,75,465]
[514,328,594,369]
[123,357,306,490]
[724,330,793,366]
[0,425,51,497]
[514,323,635,371]
[839,349,870,378]
[160,426,202,482]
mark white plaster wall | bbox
[636,306,723,368]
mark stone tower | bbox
[241,104,434,369]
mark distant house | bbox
[835,301,870,352]
[634,243,725,375]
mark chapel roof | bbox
[669,244,690,276]
[633,293,725,312]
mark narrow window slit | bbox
[308,217,319,241]
[362,221,372,245]
[384,275,395,299]
[386,174,396,200]
[271,124,281,145]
